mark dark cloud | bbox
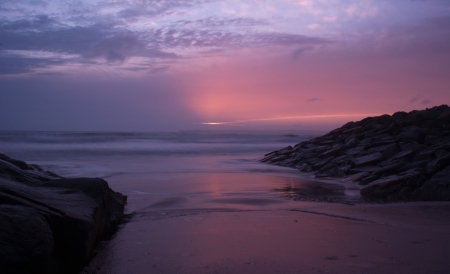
[0,55,67,75]
[150,66,169,73]
[306,98,319,102]
[117,0,212,19]
[409,96,432,105]
[0,0,328,74]
[0,14,55,31]
[291,47,312,60]
[0,23,106,53]
[0,19,178,73]
[368,16,450,57]
[410,95,421,103]
[174,17,268,28]
[145,28,328,49]
[83,33,146,63]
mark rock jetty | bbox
[261,105,450,202]
[0,153,127,274]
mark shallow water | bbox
[0,130,361,211]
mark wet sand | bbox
[82,200,450,274]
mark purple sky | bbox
[1,0,449,131]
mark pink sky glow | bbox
[0,0,449,131]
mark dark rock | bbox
[0,205,56,274]
[313,157,333,169]
[395,126,425,143]
[373,162,406,176]
[391,150,415,160]
[380,144,400,159]
[261,105,450,202]
[321,147,343,157]
[0,154,127,274]
[361,171,427,201]
[426,154,450,175]
[359,174,380,186]
[349,166,383,174]
[345,146,367,156]
[0,153,62,183]
[351,152,384,167]
[343,172,371,183]
[414,166,450,201]
[297,163,314,172]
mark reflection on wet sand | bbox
[83,203,450,274]
[81,162,450,274]
[274,179,361,204]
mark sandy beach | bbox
[2,131,450,274]
[82,200,450,274]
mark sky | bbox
[1,0,449,132]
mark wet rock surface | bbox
[261,105,450,202]
[0,153,127,274]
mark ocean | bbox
[0,130,359,211]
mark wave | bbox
[0,131,316,159]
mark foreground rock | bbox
[0,153,127,274]
[261,105,450,202]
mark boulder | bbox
[0,154,127,274]
[351,152,384,167]
[0,205,56,274]
[261,105,450,202]
[413,166,450,201]
[360,171,427,202]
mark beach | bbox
[82,202,450,274]
[1,131,449,273]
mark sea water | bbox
[0,131,358,211]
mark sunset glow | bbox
[202,113,384,126]
[1,0,449,131]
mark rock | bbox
[426,154,450,174]
[349,166,383,174]
[0,154,127,274]
[351,152,384,167]
[343,172,371,183]
[0,205,56,274]
[391,150,415,160]
[321,147,343,157]
[396,126,425,143]
[361,171,427,201]
[414,166,450,201]
[0,153,62,183]
[380,144,400,159]
[359,174,380,186]
[261,105,450,202]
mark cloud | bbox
[0,18,179,73]
[173,17,268,28]
[146,27,327,49]
[291,47,312,60]
[1,0,449,77]
[306,97,319,102]
[117,0,210,19]
[410,95,431,105]
[0,14,55,31]
[410,95,421,103]
[83,33,146,63]
[0,55,66,74]
[150,66,170,73]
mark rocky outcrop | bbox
[261,105,450,202]
[0,153,127,274]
